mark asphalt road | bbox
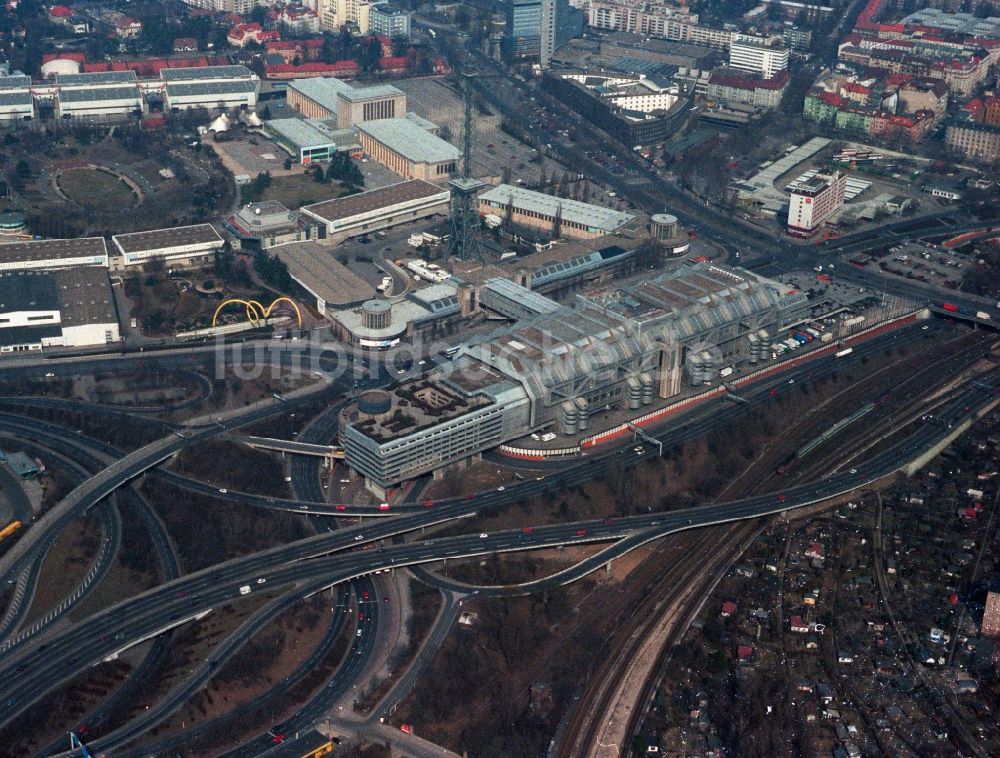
[1,370,993,739]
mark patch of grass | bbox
[58,168,137,211]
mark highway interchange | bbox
[0,56,998,749]
[0,316,996,755]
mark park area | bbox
[0,122,235,238]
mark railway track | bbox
[558,521,759,758]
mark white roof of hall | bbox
[479,184,635,233]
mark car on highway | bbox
[521,527,533,535]
[354,534,364,541]
[422,500,434,508]
[576,528,587,536]
[777,494,786,503]
[479,532,489,538]
[335,504,347,511]
[497,486,506,492]
[44,372,55,378]
[256,578,266,584]
[362,590,370,600]
[218,488,228,494]
[356,628,362,637]
[378,503,390,511]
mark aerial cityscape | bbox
[0,0,999,756]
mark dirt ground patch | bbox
[0,658,133,755]
[57,167,138,210]
[258,172,345,209]
[150,596,331,732]
[26,513,101,624]
[68,545,160,623]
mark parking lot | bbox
[397,77,565,183]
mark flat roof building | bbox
[161,65,259,111]
[0,267,120,351]
[0,238,109,272]
[56,85,143,120]
[356,118,459,182]
[787,171,847,236]
[478,183,636,239]
[341,262,810,491]
[264,117,361,164]
[300,180,450,240]
[285,76,406,127]
[370,4,412,39]
[111,224,224,267]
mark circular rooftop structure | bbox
[0,211,26,231]
[40,58,82,77]
[650,213,679,241]
[357,389,392,416]
[361,298,393,330]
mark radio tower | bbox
[447,69,487,263]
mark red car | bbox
[777,494,786,503]
[576,528,587,536]
[422,500,434,508]
[362,590,370,600]
[335,504,347,511]
[378,503,390,511]
[521,527,533,534]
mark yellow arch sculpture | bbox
[212,297,303,329]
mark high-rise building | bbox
[787,171,847,236]
[502,0,542,61]
[540,0,555,68]
[370,4,411,39]
[729,34,790,79]
[317,0,372,33]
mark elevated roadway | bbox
[0,375,994,737]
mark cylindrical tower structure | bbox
[575,397,589,431]
[639,372,654,405]
[650,213,679,241]
[559,399,578,435]
[626,376,642,409]
[361,299,392,330]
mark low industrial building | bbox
[356,118,460,182]
[54,71,143,120]
[0,238,109,272]
[300,180,450,240]
[263,117,361,164]
[0,70,34,122]
[161,65,259,111]
[478,184,636,240]
[340,261,810,492]
[271,240,375,315]
[224,201,317,250]
[111,224,225,267]
[0,267,120,352]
